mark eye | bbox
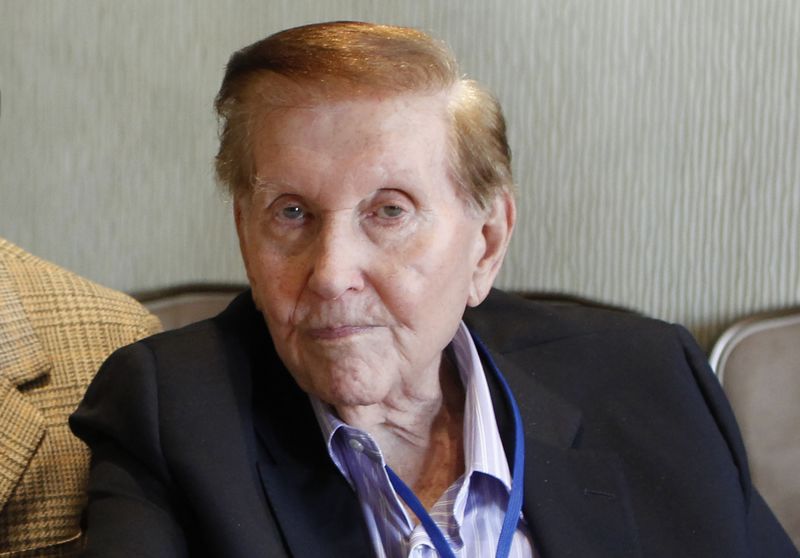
[279,204,305,221]
[377,205,405,219]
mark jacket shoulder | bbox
[466,288,671,354]
[1,238,161,337]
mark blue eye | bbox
[281,205,305,220]
[378,205,404,218]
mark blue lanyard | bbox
[385,330,525,558]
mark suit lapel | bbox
[484,349,642,558]
[0,377,46,511]
[0,261,48,511]
[251,358,373,558]
[0,261,51,386]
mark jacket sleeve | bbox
[676,326,798,557]
[70,340,190,558]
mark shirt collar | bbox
[451,321,513,490]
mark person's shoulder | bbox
[128,290,266,367]
[1,237,161,337]
[466,288,675,353]
[86,291,271,412]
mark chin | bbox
[313,369,389,409]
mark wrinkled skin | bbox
[235,91,514,411]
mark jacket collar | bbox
[250,357,374,557]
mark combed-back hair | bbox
[214,21,513,209]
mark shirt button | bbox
[348,438,365,452]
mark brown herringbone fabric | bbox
[0,238,161,556]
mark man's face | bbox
[236,91,506,408]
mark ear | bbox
[467,190,516,307]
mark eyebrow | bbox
[251,177,293,197]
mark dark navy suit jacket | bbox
[70,289,798,557]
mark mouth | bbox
[305,325,376,340]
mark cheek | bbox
[247,250,305,322]
[371,227,477,327]
[392,220,480,285]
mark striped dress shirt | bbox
[310,322,535,557]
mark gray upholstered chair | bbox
[710,309,800,550]
[135,284,246,331]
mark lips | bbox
[305,325,376,340]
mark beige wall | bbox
[1,0,798,349]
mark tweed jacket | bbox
[0,238,161,557]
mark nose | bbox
[306,218,366,300]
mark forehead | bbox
[250,92,454,182]
[256,92,448,144]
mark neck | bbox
[335,351,466,509]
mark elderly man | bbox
[70,22,797,557]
